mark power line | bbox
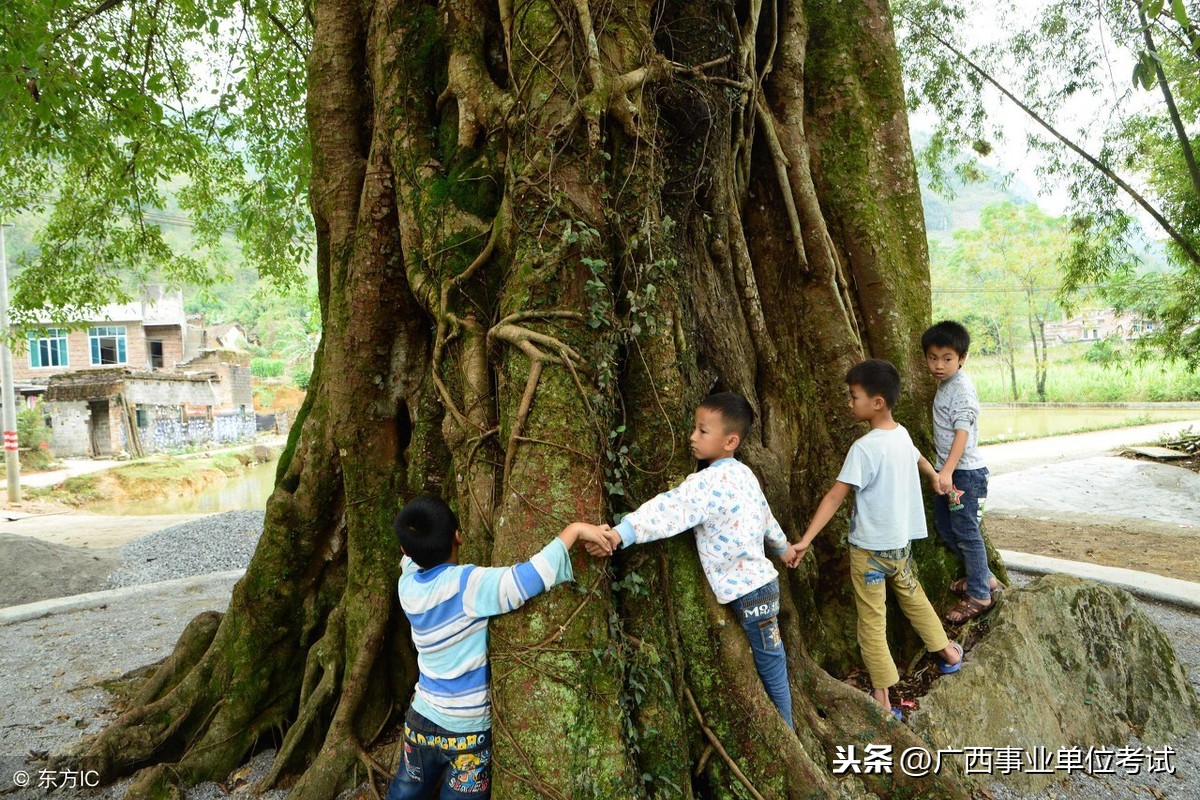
[932,284,1101,294]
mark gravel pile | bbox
[105,511,265,588]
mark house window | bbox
[149,340,164,369]
[89,326,128,365]
[28,329,69,368]
[135,408,149,427]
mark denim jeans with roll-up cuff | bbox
[933,466,992,600]
[732,579,793,728]
[385,708,492,800]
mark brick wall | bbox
[143,325,184,371]
[45,401,91,458]
[221,364,253,409]
[15,323,148,383]
[140,408,256,451]
[126,376,217,407]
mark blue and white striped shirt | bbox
[398,539,573,732]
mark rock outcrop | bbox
[913,574,1198,790]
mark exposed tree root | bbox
[684,687,768,800]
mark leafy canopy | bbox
[0,0,311,324]
[896,0,1200,366]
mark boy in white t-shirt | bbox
[785,359,961,716]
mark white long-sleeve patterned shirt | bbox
[613,458,789,604]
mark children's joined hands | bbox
[577,524,622,557]
[784,541,809,568]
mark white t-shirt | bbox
[836,425,928,551]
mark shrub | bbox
[292,362,312,390]
[251,358,286,378]
[1084,337,1123,366]
[17,401,52,450]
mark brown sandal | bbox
[945,595,993,624]
[949,576,1003,596]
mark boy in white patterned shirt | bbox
[585,392,794,726]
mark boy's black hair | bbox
[394,495,458,568]
[845,359,901,410]
[698,391,754,441]
[921,320,971,357]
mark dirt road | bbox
[981,421,1200,583]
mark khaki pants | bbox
[849,545,949,689]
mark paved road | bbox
[981,418,1200,475]
[984,419,1200,474]
[1,513,206,548]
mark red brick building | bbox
[15,286,201,384]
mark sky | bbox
[905,0,1163,230]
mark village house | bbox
[1043,309,1158,344]
[14,285,203,383]
[12,287,257,458]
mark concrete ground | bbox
[982,418,1200,475]
[987,455,1200,530]
[980,417,1200,584]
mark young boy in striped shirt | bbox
[386,495,613,800]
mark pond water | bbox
[980,405,1200,442]
[97,459,280,516]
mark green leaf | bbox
[1172,0,1190,29]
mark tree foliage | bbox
[0,0,312,322]
[896,0,1200,366]
[932,202,1070,401]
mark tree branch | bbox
[267,10,308,60]
[55,0,127,43]
[911,20,1200,269]
[1140,9,1200,202]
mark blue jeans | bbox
[385,709,491,800]
[933,467,991,600]
[732,579,793,727]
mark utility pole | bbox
[0,223,21,502]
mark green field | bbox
[967,343,1200,403]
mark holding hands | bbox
[783,541,810,568]
[575,523,622,557]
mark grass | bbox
[969,343,1200,403]
[28,445,279,507]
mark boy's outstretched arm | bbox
[610,471,712,552]
[785,481,851,567]
[461,523,604,618]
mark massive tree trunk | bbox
[81,1,989,797]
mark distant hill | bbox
[911,129,1036,242]
[911,128,1172,277]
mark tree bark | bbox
[80,1,992,797]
